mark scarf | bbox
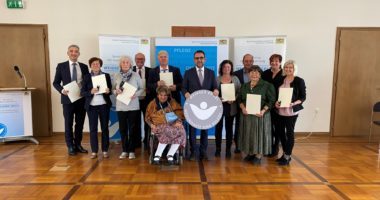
[120,69,133,82]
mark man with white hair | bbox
[147,50,183,104]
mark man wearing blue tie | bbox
[53,45,90,156]
[182,50,219,161]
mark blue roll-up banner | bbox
[155,38,229,138]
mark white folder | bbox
[246,94,261,115]
[160,72,173,86]
[63,81,82,103]
[278,88,293,107]
[91,74,107,94]
[221,83,235,101]
[116,82,137,105]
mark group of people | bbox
[53,44,306,166]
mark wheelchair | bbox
[148,129,185,165]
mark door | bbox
[331,28,380,136]
[0,24,52,136]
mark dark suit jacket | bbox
[290,76,306,112]
[233,65,260,84]
[53,61,89,104]
[147,65,183,103]
[80,72,113,110]
[133,66,151,97]
[182,66,218,95]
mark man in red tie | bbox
[132,53,151,148]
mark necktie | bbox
[198,69,204,85]
[72,63,77,82]
[138,69,142,78]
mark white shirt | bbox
[160,65,169,73]
[90,93,106,106]
[136,66,146,78]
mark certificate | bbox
[278,88,293,107]
[246,94,261,115]
[91,74,107,94]
[116,82,137,105]
[221,83,235,101]
[63,81,82,103]
[160,72,173,86]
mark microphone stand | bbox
[22,72,28,90]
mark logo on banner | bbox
[0,123,7,137]
[184,90,223,130]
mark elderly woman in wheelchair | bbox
[145,85,186,165]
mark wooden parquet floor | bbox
[0,134,380,199]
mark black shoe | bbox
[68,146,77,156]
[215,151,221,157]
[243,155,255,162]
[234,149,241,154]
[278,158,290,166]
[76,145,88,153]
[276,156,291,163]
[252,157,261,165]
[188,153,196,161]
[153,156,160,165]
[225,151,232,158]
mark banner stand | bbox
[0,88,39,145]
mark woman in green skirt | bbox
[238,65,276,164]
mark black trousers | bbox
[189,125,208,156]
[62,98,86,148]
[118,110,140,153]
[136,99,150,147]
[215,113,235,152]
[277,115,298,156]
[270,111,281,154]
[87,104,110,153]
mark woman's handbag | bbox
[159,102,178,124]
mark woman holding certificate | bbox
[238,66,276,164]
[113,56,143,160]
[81,57,112,159]
[275,60,306,166]
[215,60,241,158]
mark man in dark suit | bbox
[132,53,151,148]
[182,50,219,161]
[147,50,183,104]
[53,44,89,156]
[232,53,258,153]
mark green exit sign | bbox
[7,0,24,9]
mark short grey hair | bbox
[68,44,80,50]
[157,50,169,57]
[282,60,298,76]
[119,55,134,67]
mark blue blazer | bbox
[147,65,183,103]
[80,73,113,110]
[182,67,218,95]
[53,61,89,104]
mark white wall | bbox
[1,0,379,133]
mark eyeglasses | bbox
[194,57,205,60]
